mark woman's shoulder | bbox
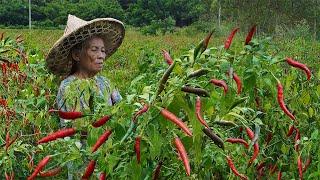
[58,75,76,89]
[96,75,111,85]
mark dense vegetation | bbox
[0,25,319,178]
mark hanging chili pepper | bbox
[48,109,85,120]
[245,25,257,45]
[224,28,240,50]
[162,49,173,65]
[5,133,19,150]
[278,171,282,180]
[154,61,176,99]
[38,128,77,144]
[82,160,96,179]
[174,137,191,176]
[92,115,112,128]
[181,86,210,97]
[287,125,295,137]
[91,130,112,153]
[135,136,141,164]
[152,161,163,180]
[1,63,7,75]
[277,81,295,120]
[202,127,224,149]
[232,72,242,95]
[194,31,213,60]
[195,96,209,128]
[133,104,149,123]
[160,108,192,136]
[297,155,303,180]
[226,156,248,180]
[209,79,228,95]
[39,167,62,177]
[27,155,51,180]
[226,138,249,149]
[99,172,106,180]
[187,68,210,79]
[246,127,259,166]
[286,57,311,81]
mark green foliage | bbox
[0,27,320,178]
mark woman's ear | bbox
[71,50,80,62]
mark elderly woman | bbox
[45,15,125,178]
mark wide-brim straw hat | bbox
[45,14,125,76]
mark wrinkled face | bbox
[77,37,106,75]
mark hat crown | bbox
[64,14,88,35]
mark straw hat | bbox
[45,14,125,76]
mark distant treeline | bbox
[0,0,319,36]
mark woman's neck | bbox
[73,71,97,79]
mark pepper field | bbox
[0,27,320,179]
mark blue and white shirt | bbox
[56,75,122,126]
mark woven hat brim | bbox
[45,18,125,76]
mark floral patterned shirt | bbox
[56,75,121,126]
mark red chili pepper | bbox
[294,128,301,152]
[82,160,96,179]
[162,50,173,65]
[135,136,141,164]
[246,127,259,166]
[224,28,239,50]
[226,138,249,149]
[39,167,62,177]
[0,98,7,107]
[209,79,228,95]
[232,72,242,95]
[297,155,303,180]
[27,155,51,180]
[246,127,254,139]
[286,57,311,81]
[152,161,163,180]
[48,109,84,120]
[194,31,213,60]
[174,137,190,176]
[160,108,192,136]
[277,82,295,120]
[5,172,9,180]
[133,104,149,123]
[245,25,257,45]
[302,156,311,173]
[99,172,106,180]
[1,63,7,75]
[195,96,209,128]
[226,156,248,180]
[37,128,76,144]
[92,115,111,128]
[92,130,112,153]
[287,125,295,137]
[278,171,282,180]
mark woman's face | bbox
[77,37,106,77]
